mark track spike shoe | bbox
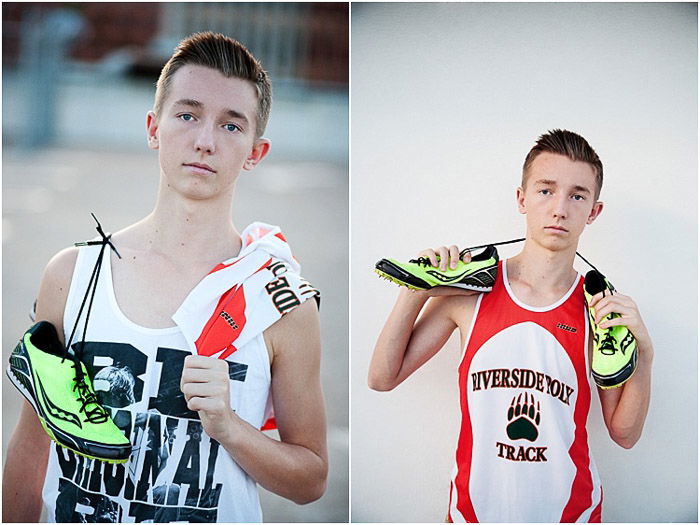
[375,245,499,292]
[6,321,132,463]
[583,270,638,389]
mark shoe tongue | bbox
[468,245,496,262]
[28,321,68,358]
[584,270,607,295]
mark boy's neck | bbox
[125,183,242,266]
[507,239,578,294]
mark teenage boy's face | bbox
[146,64,269,200]
[517,152,603,252]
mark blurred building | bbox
[2,3,348,150]
[3,3,347,83]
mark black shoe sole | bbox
[375,259,432,289]
[592,348,638,389]
[376,259,498,292]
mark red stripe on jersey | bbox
[261,417,277,431]
[256,259,272,274]
[588,491,603,522]
[454,329,480,522]
[195,285,247,358]
[560,329,595,521]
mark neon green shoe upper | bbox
[7,322,131,463]
[583,271,638,389]
[375,245,499,291]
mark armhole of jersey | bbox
[458,293,484,366]
[583,298,594,387]
[61,246,87,343]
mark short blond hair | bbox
[154,32,272,137]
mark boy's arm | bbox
[180,299,328,504]
[3,247,77,522]
[368,288,476,391]
[591,291,653,449]
[3,401,52,522]
[368,246,478,391]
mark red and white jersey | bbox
[449,260,602,523]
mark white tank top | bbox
[42,244,270,522]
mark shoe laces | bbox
[459,238,601,274]
[408,238,604,278]
[598,330,619,356]
[72,362,109,424]
[409,256,433,267]
[64,214,121,422]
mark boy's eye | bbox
[179,114,194,122]
[539,189,551,195]
[572,194,584,201]
[224,123,240,133]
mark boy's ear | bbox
[587,201,604,224]
[516,186,527,214]
[146,111,159,150]
[243,138,271,171]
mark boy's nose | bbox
[195,127,216,154]
[552,196,568,218]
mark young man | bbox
[369,130,653,522]
[4,32,327,522]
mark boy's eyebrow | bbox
[173,98,249,123]
[174,98,203,109]
[572,185,591,194]
[533,178,591,194]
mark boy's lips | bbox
[545,225,569,232]
[183,162,217,174]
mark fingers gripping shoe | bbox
[583,271,638,389]
[7,321,132,463]
[375,245,499,291]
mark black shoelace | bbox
[409,239,528,267]
[72,363,109,423]
[411,237,604,275]
[64,213,121,424]
[598,331,618,356]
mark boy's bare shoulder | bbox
[42,246,79,285]
[264,299,320,362]
[433,291,481,327]
[266,299,319,341]
[429,290,480,307]
[35,246,80,333]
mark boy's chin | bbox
[540,236,579,253]
[166,177,236,201]
[531,230,580,251]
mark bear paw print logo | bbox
[506,393,541,442]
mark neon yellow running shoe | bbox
[375,245,499,291]
[6,321,132,463]
[583,270,638,389]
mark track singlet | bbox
[448,260,603,523]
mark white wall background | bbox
[351,3,697,522]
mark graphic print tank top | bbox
[449,260,602,523]
[42,245,270,522]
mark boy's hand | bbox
[417,245,471,271]
[408,245,478,298]
[587,291,652,350]
[180,355,235,442]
